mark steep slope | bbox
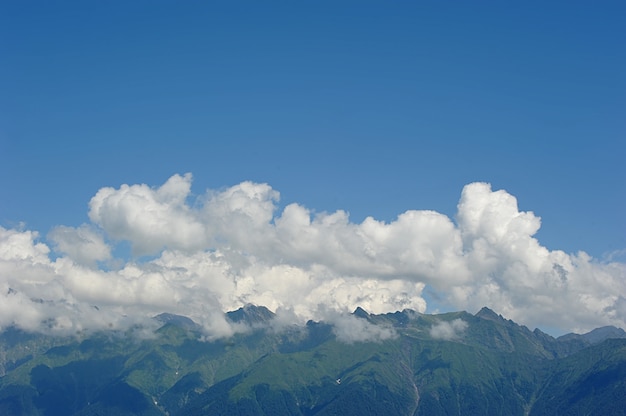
[530,338,626,415]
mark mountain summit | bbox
[475,306,506,322]
[226,304,275,325]
[559,325,626,345]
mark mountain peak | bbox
[533,327,555,342]
[352,306,370,319]
[563,326,626,344]
[582,326,626,344]
[558,325,626,345]
[475,307,504,322]
[153,313,200,330]
[226,304,275,325]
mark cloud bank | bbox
[1,174,625,338]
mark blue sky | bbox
[0,2,624,335]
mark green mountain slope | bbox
[530,338,626,415]
[1,306,625,415]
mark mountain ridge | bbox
[1,305,625,415]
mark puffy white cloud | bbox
[48,225,111,266]
[203,181,279,234]
[1,175,625,338]
[430,319,468,340]
[88,173,207,255]
[450,183,626,333]
[0,227,50,264]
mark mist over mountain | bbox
[1,305,625,415]
[2,176,626,342]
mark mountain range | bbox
[1,305,625,415]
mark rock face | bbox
[1,306,625,415]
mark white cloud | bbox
[0,175,625,337]
[430,319,468,340]
[88,173,207,255]
[48,224,111,266]
[450,183,626,333]
[0,227,49,264]
[331,313,397,343]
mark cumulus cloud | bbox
[1,174,625,338]
[48,225,111,266]
[88,173,207,255]
[430,319,468,340]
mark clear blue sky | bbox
[1,1,624,258]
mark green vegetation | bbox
[1,307,625,415]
